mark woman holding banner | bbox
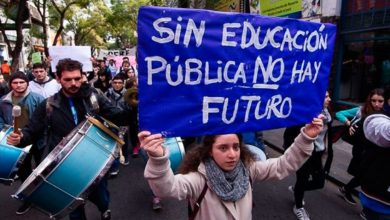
[138,115,324,220]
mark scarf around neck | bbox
[205,158,249,202]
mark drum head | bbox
[87,116,124,146]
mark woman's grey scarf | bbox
[204,158,249,202]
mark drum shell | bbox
[164,137,185,172]
[140,137,185,173]
[246,144,267,161]
[0,126,29,184]
[13,120,118,218]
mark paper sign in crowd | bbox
[49,46,93,72]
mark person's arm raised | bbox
[302,114,325,138]
[138,131,165,157]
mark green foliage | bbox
[107,0,165,48]
[4,2,30,21]
[65,0,111,48]
[178,0,189,8]
[205,0,220,9]
[44,0,165,49]
[30,24,46,39]
[48,0,91,32]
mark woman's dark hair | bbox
[98,69,107,77]
[384,87,390,103]
[121,60,130,67]
[56,59,83,78]
[93,69,111,93]
[177,134,256,174]
[129,65,135,72]
[125,75,138,89]
[362,88,384,117]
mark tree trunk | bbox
[10,0,28,73]
[178,0,189,8]
[32,0,49,57]
[42,0,49,57]
[52,15,64,46]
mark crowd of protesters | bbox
[0,55,389,220]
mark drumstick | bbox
[12,105,21,134]
[118,129,125,164]
[119,145,125,164]
[117,126,127,164]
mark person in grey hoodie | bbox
[359,88,390,220]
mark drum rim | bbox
[2,149,29,184]
[0,124,11,139]
[175,137,185,159]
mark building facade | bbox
[335,0,390,106]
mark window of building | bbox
[339,30,390,103]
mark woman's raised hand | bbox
[303,114,325,138]
[138,131,165,157]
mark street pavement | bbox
[1,129,363,220]
[263,127,358,185]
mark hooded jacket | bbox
[0,89,44,130]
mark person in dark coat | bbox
[7,59,131,220]
[0,74,9,97]
[359,88,390,219]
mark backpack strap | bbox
[188,181,208,220]
[249,175,255,208]
[46,96,54,116]
[42,96,54,156]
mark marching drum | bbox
[13,117,123,219]
[164,137,185,172]
[246,144,267,161]
[140,137,185,173]
[0,125,31,185]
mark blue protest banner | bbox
[137,6,336,137]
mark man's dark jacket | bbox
[19,84,130,152]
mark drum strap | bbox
[188,175,253,220]
[42,96,54,156]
